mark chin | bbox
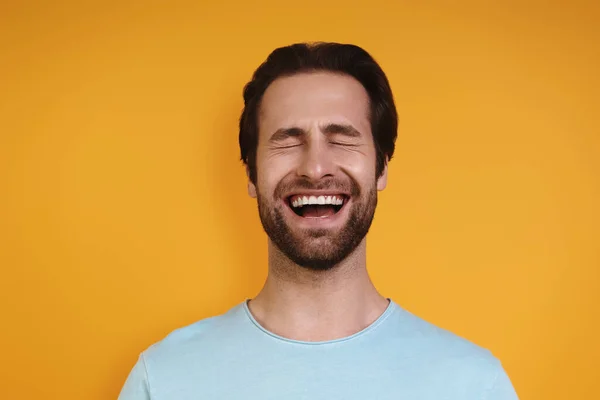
[293,257,341,272]
[280,242,351,271]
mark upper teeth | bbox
[291,195,344,208]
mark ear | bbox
[376,157,389,191]
[246,166,257,198]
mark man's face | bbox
[248,72,388,270]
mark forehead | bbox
[259,72,371,135]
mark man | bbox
[118,42,519,399]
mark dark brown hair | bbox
[239,42,398,184]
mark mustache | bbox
[274,177,360,198]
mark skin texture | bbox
[247,71,390,342]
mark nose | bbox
[296,136,335,181]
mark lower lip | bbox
[282,198,351,228]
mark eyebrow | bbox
[322,123,361,138]
[269,123,362,142]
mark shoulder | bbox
[140,302,247,365]
[377,302,518,398]
[384,302,503,370]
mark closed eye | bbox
[329,141,359,147]
[274,143,303,149]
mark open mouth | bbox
[287,194,348,218]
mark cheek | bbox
[336,149,377,179]
[256,153,294,195]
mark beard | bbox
[256,176,378,271]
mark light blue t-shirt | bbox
[118,299,519,399]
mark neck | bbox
[247,239,389,342]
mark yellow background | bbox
[1,1,598,399]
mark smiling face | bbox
[248,71,388,270]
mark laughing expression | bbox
[248,71,388,270]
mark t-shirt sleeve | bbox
[484,362,519,400]
[118,354,152,400]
